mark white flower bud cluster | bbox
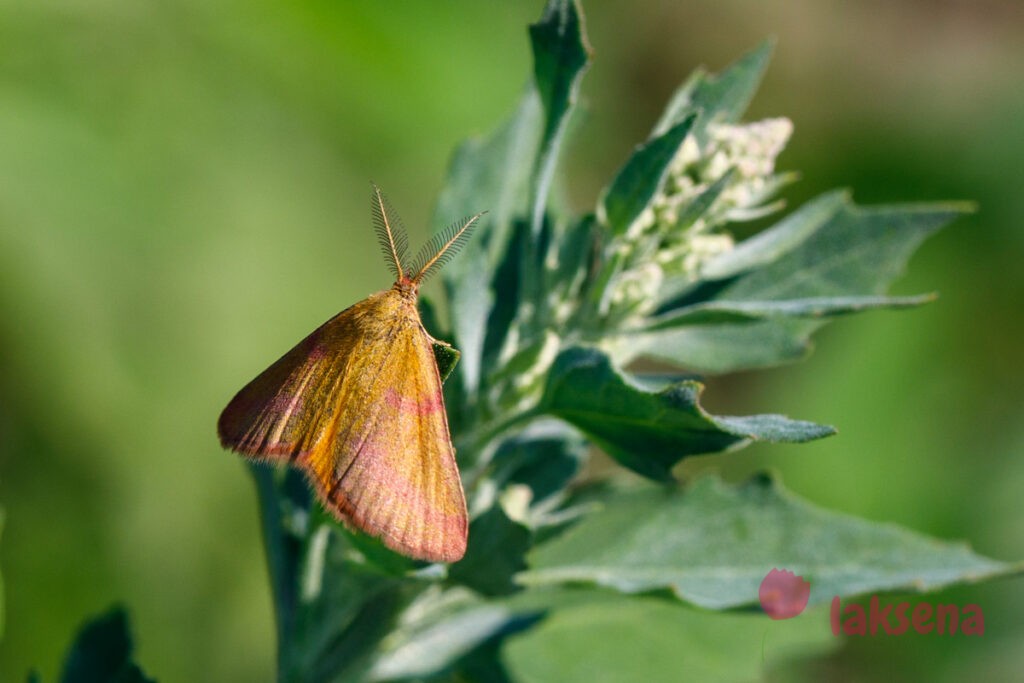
[713,117,792,179]
[709,117,792,218]
[674,233,735,276]
[656,117,792,233]
[607,262,664,316]
[600,118,793,326]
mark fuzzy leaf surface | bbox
[520,474,1019,609]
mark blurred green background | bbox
[1,1,1021,680]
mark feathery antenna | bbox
[409,212,487,285]
[371,183,409,279]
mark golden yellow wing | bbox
[218,288,468,562]
[218,291,388,460]
[308,298,468,562]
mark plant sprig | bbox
[36,1,1017,681]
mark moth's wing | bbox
[220,290,467,562]
[217,296,383,460]
[310,316,469,563]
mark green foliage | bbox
[35,1,1015,680]
[599,114,696,234]
[503,593,834,683]
[44,608,154,683]
[430,340,461,385]
[0,508,4,640]
[224,1,1013,681]
[540,348,835,480]
[520,474,1015,606]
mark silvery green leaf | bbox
[520,474,1019,609]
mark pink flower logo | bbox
[759,568,811,620]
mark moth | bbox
[218,185,483,562]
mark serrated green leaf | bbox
[519,474,1020,608]
[58,607,155,683]
[643,294,935,330]
[438,0,591,394]
[503,594,836,683]
[598,114,696,235]
[653,41,774,143]
[530,0,590,133]
[539,347,833,480]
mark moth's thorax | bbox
[369,284,420,328]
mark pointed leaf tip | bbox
[528,0,592,236]
[539,347,834,480]
[530,0,592,124]
[654,40,775,138]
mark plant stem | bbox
[250,464,300,678]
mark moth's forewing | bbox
[218,288,468,562]
[311,293,468,562]
[217,292,386,459]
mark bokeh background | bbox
[2,1,1022,680]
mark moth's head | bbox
[393,276,418,300]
